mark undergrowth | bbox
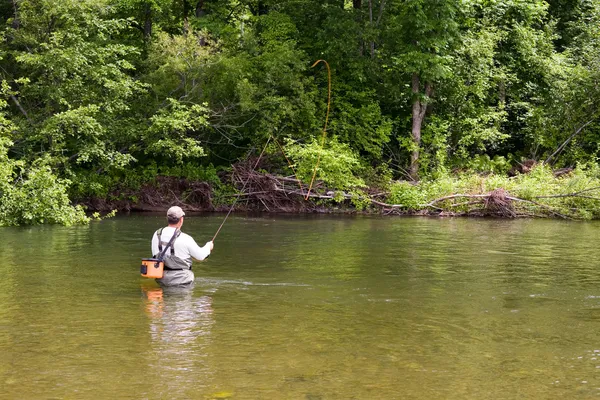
[386,164,600,219]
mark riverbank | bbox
[79,164,600,220]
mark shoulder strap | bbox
[156,228,164,252]
[170,230,181,256]
[156,229,180,261]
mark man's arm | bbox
[151,232,159,257]
[188,237,213,261]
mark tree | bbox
[382,0,461,180]
[2,0,145,171]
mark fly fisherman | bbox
[151,206,214,286]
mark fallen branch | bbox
[545,118,596,166]
[217,166,600,219]
[424,194,489,207]
[534,186,600,199]
[506,196,572,219]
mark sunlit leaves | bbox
[145,98,209,163]
[285,137,365,190]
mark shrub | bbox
[385,165,600,219]
[284,137,365,191]
[0,160,89,226]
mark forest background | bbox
[2,0,600,225]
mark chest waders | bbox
[140,228,181,279]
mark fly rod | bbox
[211,136,271,242]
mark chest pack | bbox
[140,228,181,279]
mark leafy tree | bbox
[533,1,600,166]
[3,0,145,172]
[381,0,462,180]
[0,81,87,226]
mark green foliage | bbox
[285,137,365,191]
[1,0,600,222]
[146,99,208,163]
[145,30,216,101]
[0,84,87,226]
[236,11,319,142]
[348,190,372,211]
[386,165,600,219]
[329,86,392,159]
[387,0,461,80]
[0,160,89,226]
[465,154,512,175]
[387,182,424,210]
[419,116,450,178]
[91,209,118,221]
[5,0,146,172]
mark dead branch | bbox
[545,118,596,166]
[424,194,489,207]
[505,196,572,219]
[534,186,600,199]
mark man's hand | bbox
[206,241,214,251]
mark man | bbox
[151,206,214,286]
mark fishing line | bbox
[212,60,330,240]
[305,59,331,200]
[271,135,305,196]
[212,136,271,242]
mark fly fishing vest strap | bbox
[155,228,181,259]
[156,228,190,271]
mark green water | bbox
[1,215,600,399]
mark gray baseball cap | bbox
[167,206,185,219]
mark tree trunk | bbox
[11,0,20,30]
[409,73,432,181]
[183,0,191,35]
[368,0,374,58]
[143,2,152,41]
[376,0,386,25]
[195,0,205,17]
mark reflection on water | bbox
[1,215,600,399]
[142,284,215,398]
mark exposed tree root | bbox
[80,176,213,212]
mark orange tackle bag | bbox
[140,258,164,279]
[140,228,180,279]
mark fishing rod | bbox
[211,136,272,242]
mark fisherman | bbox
[151,206,214,286]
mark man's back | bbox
[151,227,211,286]
[151,227,211,265]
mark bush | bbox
[284,137,365,191]
[385,165,600,218]
[0,160,89,226]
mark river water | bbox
[1,215,600,399]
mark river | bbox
[1,215,600,399]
